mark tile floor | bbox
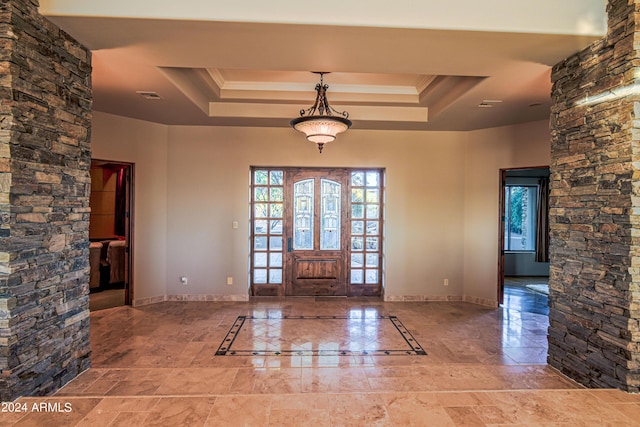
[6,298,640,426]
[216,315,426,356]
[503,276,549,316]
[89,288,126,312]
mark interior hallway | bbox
[6,298,640,426]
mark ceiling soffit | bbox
[159,67,486,126]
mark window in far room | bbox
[504,185,538,252]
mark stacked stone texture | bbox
[549,0,640,391]
[0,0,92,400]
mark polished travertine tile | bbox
[6,299,640,426]
[206,395,272,427]
[220,315,422,356]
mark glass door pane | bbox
[320,179,341,250]
[293,179,314,250]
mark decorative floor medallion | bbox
[216,315,427,356]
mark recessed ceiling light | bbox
[478,99,502,108]
[136,91,162,100]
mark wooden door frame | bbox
[498,169,506,305]
[498,165,548,305]
[123,163,134,305]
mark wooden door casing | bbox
[498,169,506,305]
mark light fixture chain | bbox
[299,81,348,118]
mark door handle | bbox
[287,237,292,252]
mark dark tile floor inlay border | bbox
[215,315,427,356]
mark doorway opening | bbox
[498,167,550,315]
[88,160,134,310]
[250,167,384,297]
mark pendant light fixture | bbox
[290,72,352,153]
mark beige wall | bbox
[91,112,550,304]
[164,126,467,299]
[91,112,169,301]
[463,120,551,301]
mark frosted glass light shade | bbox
[290,116,352,144]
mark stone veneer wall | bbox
[548,0,640,391]
[0,0,92,400]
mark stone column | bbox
[549,0,640,391]
[0,0,92,400]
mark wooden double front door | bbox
[251,167,382,297]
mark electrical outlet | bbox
[444,279,449,286]
[226,276,233,286]
[180,276,188,285]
